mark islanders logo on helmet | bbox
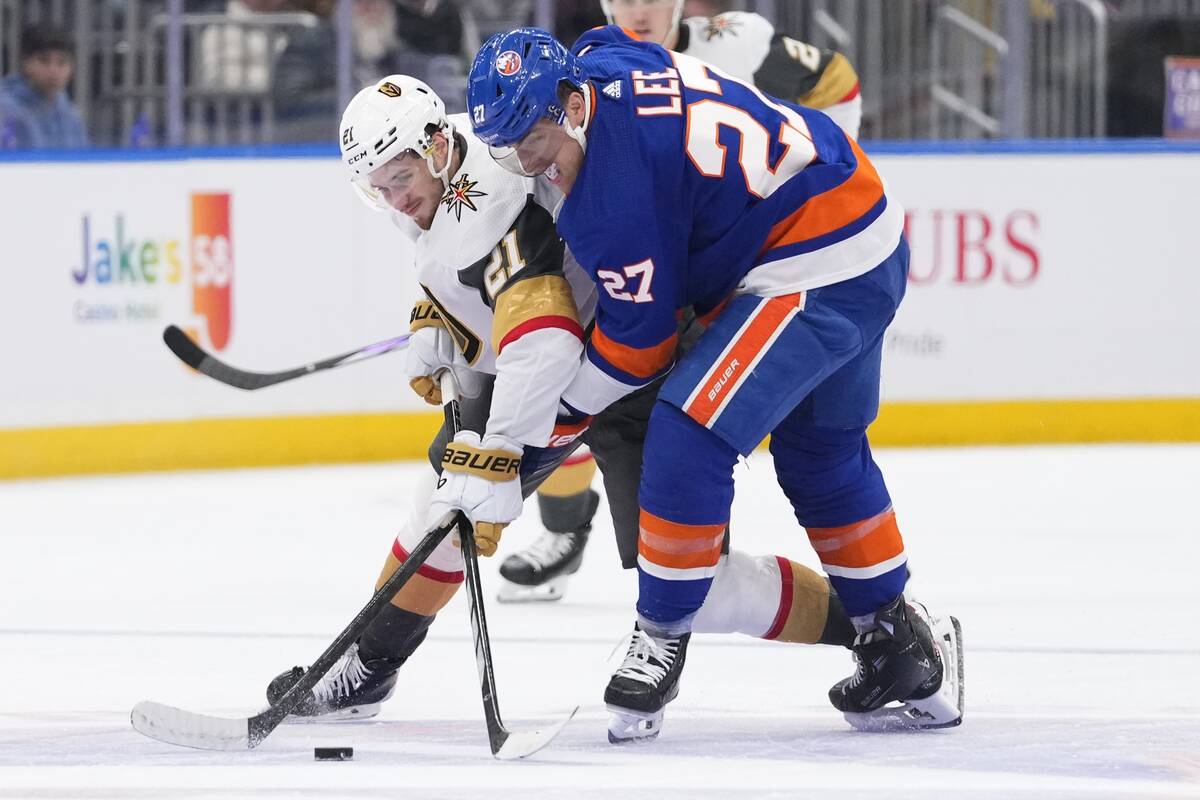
[467,27,585,147]
[495,50,522,76]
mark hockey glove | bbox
[428,431,524,557]
[405,300,481,404]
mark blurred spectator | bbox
[199,0,292,92]
[0,25,89,149]
[271,2,338,142]
[545,0,607,47]
[392,0,468,112]
[395,0,464,56]
[354,0,399,83]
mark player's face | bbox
[489,117,584,192]
[608,0,679,47]
[21,50,73,98]
[368,153,441,229]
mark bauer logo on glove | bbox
[442,443,521,478]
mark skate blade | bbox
[283,702,383,724]
[845,615,964,732]
[496,576,568,604]
[605,704,664,744]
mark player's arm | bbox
[560,223,683,417]
[753,34,862,138]
[471,196,585,448]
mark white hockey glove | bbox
[428,431,525,557]
[405,300,481,404]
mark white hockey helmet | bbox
[338,74,456,211]
[599,0,685,45]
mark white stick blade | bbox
[131,700,251,751]
[493,706,578,761]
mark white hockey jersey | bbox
[677,11,863,138]
[392,113,597,447]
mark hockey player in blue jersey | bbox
[467,26,964,742]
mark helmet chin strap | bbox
[425,119,458,189]
[562,84,593,153]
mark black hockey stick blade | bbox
[440,373,578,760]
[130,512,457,751]
[162,324,411,391]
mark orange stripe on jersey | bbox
[683,294,801,428]
[591,323,677,380]
[637,509,725,571]
[806,508,905,570]
[760,136,884,252]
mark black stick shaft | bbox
[162,325,410,391]
[439,373,511,754]
[246,515,454,746]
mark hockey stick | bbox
[439,372,578,760]
[162,324,411,391]
[130,510,461,751]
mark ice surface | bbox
[2,445,1198,799]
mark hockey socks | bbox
[691,550,855,648]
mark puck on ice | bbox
[314,747,353,761]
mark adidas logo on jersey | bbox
[603,80,622,100]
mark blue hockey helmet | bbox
[467,27,585,148]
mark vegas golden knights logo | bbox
[378,82,402,98]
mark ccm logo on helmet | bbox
[495,50,522,76]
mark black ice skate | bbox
[266,642,398,721]
[604,624,691,744]
[830,595,964,731]
[496,526,591,603]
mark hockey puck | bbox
[313,747,353,761]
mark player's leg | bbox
[498,452,600,602]
[769,241,962,728]
[605,288,845,741]
[263,384,498,719]
[265,380,591,720]
[604,399,740,743]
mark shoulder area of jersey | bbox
[572,24,645,57]
[680,10,774,44]
[421,113,533,266]
[436,112,532,224]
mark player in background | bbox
[265,74,858,721]
[501,0,867,602]
[468,27,963,742]
[603,0,862,138]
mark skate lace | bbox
[614,628,679,686]
[311,643,372,704]
[516,530,577,571]
[846,630,885,690]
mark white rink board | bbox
[0,156,427,429]
[1,149,1198,430]
[876,152,1200,401]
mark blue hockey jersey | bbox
[558,26,903,415]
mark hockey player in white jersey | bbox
[264,75,860,726]
[603,0,862,137]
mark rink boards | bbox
[1,141,1198,477]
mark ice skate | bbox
[830,596,964,731]
[266,642,399,721]
[496,526,590,603]
[604,624,691,744]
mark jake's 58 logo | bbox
[70,192,235,351]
